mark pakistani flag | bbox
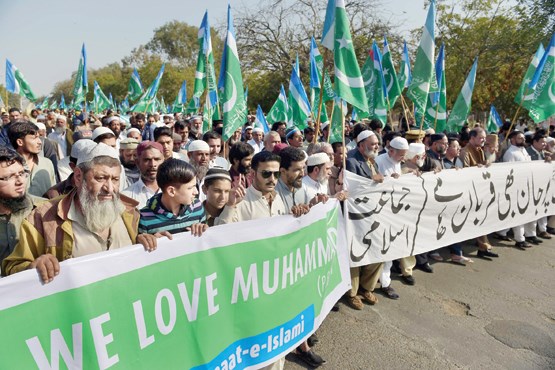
[131,64,165,113]
[40,96,50,110]
[486,105,503,133]
[49,99,58,110]
[72,43,88,107]
[416,43,447,131]
[528,33,555,123]
[5,59,37,101]
[407,0,436,112]
[287,61,312,130]
[310,37,333,124]
[446,57,478,131]
[128,68,143,101]
[172,81,187,113]
[93,81,112,113]
[323,0,368,112]
[219,5,247,141]
[398,41,412,89]
[382,36,402,106]
[329,97,347,144]
[267,84,289,123]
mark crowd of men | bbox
[0,105,553,369]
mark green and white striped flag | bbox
[131,64,165,113]
[219,5,247,141]
[528,34,555,123]
[446,57,478,131]
[407,0,435,113]
[382,36,402,107]
[322,0,368,112]
[267,85,289,124]
[287,62,312,130]
[416,44,446,131]
[5,60,37,101]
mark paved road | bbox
[285,235,555,369]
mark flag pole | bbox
[503,90,527,144]
[433,100,441,131]
[386,97,394,130]
[314,51,327,144]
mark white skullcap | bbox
[407,143,426,158]
[252,127,264,133]
[92,127,115,141]
[71,139,96,159]
[425,128,435,135]
[307,152,330,166]
[243,126,254,131]
[76,142,119,165]
[56,115,67,122]
[37,114,46,120]
[390,137,409,150]
[35,122,47,131]
[127,128,141,135]
[320,122,329,130]
[546,137,555,144]
[356,130,375,143]
[106,116,120,124]
[188,140,210,152]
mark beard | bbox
[54,126,65,134]
[192,162,209,180]
[79,181,124,233]
[485,151,496,163]
[0,195,27,212]
[365,149,377,160]
[238,163,251,175]
[416,159,425,168]
[516,142,526,147]
[121,160,137,170]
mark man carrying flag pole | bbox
[72,43,88,113]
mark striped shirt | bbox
[138,193,206,235]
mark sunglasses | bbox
[259,170,280,179]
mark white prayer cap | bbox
[188,140,210,152]
[71,139,96,159]
[243,126,254,131]
[546,137,555,144]
[37,114,46,120]
[76,142,119,165]
[35,122,47,131]
[252,127,264,133]
[307,152,330,166]
[320,122,329,130]
[407,143,426,158]
[356,130,375,143]
[127,128,141,136]
[92,127,115,141]
[425,128,435,135]
[106,116,120,124]
[390,137,409,150]
[56,115,67,122]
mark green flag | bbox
[93,81,112,113]
[416,44,446,131]
[219,5,247,141]
[267,85,289,123]
[328,97,347,144]
[72,44,88,107]
[5,60,37,102]
[49,100,58,110]
[517,44,544,109]
[330,0,368,112]
[127,68,144,101]
[446,58,478,132]
[382,36,402,107]
[131,64,165,113]
[407,0,435,113]
[528,35,555,123]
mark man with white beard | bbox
[2,143,165,282]
[344,130,385,309]
[47,115,74,159]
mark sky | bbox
[0,0,427,96]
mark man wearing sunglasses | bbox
[0,147,38,271]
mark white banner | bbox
[345,161,555,266]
